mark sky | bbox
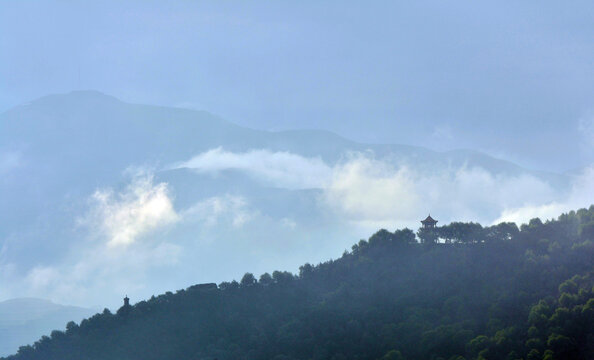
[0,1,593,309]
[1,1,593,171]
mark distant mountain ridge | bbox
[0,90,559,176]
[0,298,96,357]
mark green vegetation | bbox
[4,207,594,360]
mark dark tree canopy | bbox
[240,272,257,287]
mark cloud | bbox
[15,176,184,305]
[10,175,261,306]
[323,158,419,225]
[322,154,563,229]
[174,147,332,189]
[11,175,186,305]
[494,167,594,225]
[25,266,60,291]
[170,148,593,229]
[170,148,590,230]
[86,176,179,247]
[182,195,254,228]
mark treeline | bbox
[416,221,520,244]
[4,206,594,360]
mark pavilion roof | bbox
[421,215,438,223]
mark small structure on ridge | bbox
[421,215,438,229]
[117,295,132,316]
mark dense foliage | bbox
[5,207,594,360]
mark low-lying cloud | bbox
[323,155,564,229]
[174,147,332,189]
[173,148,592,229]
[182,195,254,228]
[494,167,594,224]
[18,175,184,305]
[85,176,179,247]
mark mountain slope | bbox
[3,206,593,360]
[0,298,95,357]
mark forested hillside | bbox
[5,207,594,360]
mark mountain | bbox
[0,90,577,309]
[0,90,568,236]
[2,206,593,360]
[0,90,564,175]
[0,298,95,357]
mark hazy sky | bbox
[1,2,594,309]
[2,1,593,171]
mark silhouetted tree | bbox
[240,273,257,287]
[259,272,273,286]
